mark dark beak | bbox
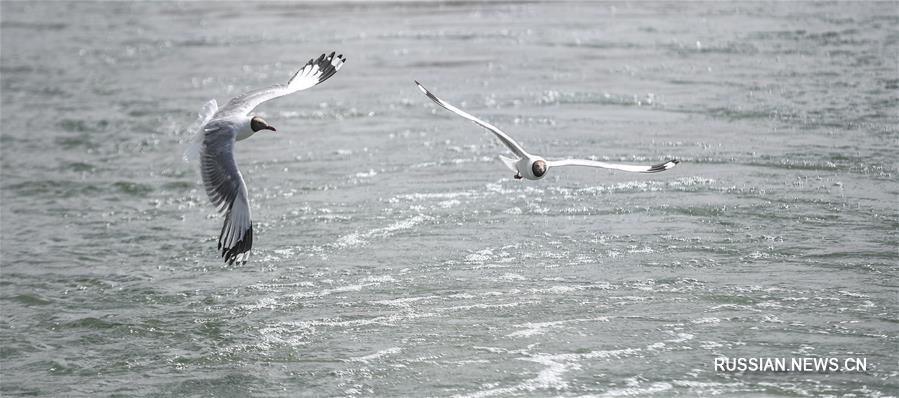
[265,125,276,132]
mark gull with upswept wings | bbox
[415,81,678,180]
[186,52,346,264]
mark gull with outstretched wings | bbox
[415,81,678,180]
[187,52,346,265]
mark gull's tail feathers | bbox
[498,155,519,172]
[183,99,218,163]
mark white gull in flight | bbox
[415,81,679,180]
[187,52,346,264]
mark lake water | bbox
[1,2,897,396]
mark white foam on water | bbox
[572,176,716,197]
[507,320,569,338]
[442,302,523,312]
[672,380,745,392]
[755,382,820,397]
[609,296,649,302]
[507,317,609,338]
[646,342,666,350]
[455,359,491,365]
[321,283,367,295]
[265,310,436,340]
[465,249,493,263]
[392,191,476,202]
[454,385,519,398]
[333,214,434,248]
[530,285,582,294]
[709,304,753,311]
[334,232,366,248]
[699,340,723,350]
[240,276,397,312]
[463,246,518,268]
[838,290,870,298]
[455,348,643,398]
[471,346,507,354]
[482,183,518,196]
[362,275,396,283]
[762,314,784,323]
[375,214,433,236]
[372,295,439,308]
[499,273,526,281]
[254,322,317,349]
[665,332,694,344]
[439,199,461,208]
[353,169,378,178]
[408,161,439,169]
[588,382,674,397]
[669,176,716,189]
[247,280,316,291]
[503,207,523,215]
[522,354,578,391]
[690,317,720,325]
[756,301,784,309]
[626,246,654,254]
[347,347,402,363]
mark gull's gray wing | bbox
[415,81,529,159]
[217,52,346,117]
[547,158,679,173]
[200,121,253,265]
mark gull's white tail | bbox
[183,99,218,163]
[498,155,519,172]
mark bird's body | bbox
[189,52,346,265]
[224,116,255,142]
[415,81,679,180]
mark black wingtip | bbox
[647,159,679,173]
[300,50,346,86]
[220,224,253,265]
[415,81,430,95]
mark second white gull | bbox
[415,81,678,180]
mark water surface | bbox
[1,2,897,396]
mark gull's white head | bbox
[250,116,276,133]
